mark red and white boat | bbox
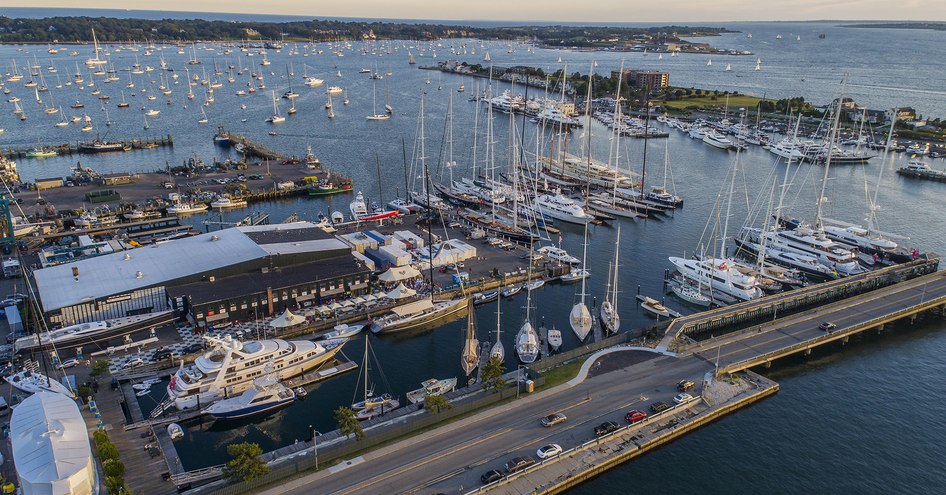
[349,191,400,221]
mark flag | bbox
[558,234,563,245]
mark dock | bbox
[222,130,288,161]
[284,359,358,389]
[896,166,946,182]
[1,134,173,159]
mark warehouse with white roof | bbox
[33,222,357,325]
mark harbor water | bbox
[2,19,946,490]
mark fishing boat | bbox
[640,297,672,318]
[369,297,468,333]
[203,372,296,420]
[308,178,353,197]
[210,196,248,209]
[406,378,457,404]
[164,335,347,411]
[569,223,593,341]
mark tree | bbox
[223,442,269,482]
[90,360,110,378]
[481,356,507,391]
[334,406,364,441]
[97,442,120,462]
[103,459,125,479]
[104,475,124,495]
[424,394,452,414]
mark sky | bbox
[6,0,944,23]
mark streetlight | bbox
[310,426,322,470]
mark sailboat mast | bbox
[815,78,847,232]
[579,221,589,303]
[868,108,898,232]
[719,147,740,260]
[612,225,621,310]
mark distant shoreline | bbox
[840,22,946,31]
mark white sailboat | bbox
[267,90,285,123]
[366,79,389,120]
[600,226,621,334]
[490,293,504,361]
[352,335,400,420]
[516,245,540,364]
[569,222,593,341]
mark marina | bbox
[0,14,945,495]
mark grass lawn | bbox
[661,94,769,110]
[537,359,585,390]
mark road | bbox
[274,351,714,495]
[693,270,946,370]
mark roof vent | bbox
[136,271,143,279]
[211,235,220,241]
[123,253,131,261]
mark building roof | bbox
[167,256,369,306]
[11,392,92,488]
[34,222,349,312]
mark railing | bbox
[171,465,225,486]
[718,294,946,374]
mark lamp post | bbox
[311,427,322,470]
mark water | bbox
[3,21,946,488]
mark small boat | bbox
[203,374,296,420]
[167,423,184,440]
[501,285,522,298]
[640,297,671,318]
[671,283,712,307]
[321,323,364,340]
[406,378,457,404]
[560,269,589,283]
[167,202,209,215]
[547,327,563,351]
[135,388,151,397]
[210,197,248,209]
[294,387,308,398]
[473,290,499,305]
[525,280,545,291]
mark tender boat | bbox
[406,378,457,404]
[640,297,672,318]
[547,327,563,351]
[167,423,184,440]
[203,373,296,419]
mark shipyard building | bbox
[32,222,370,326]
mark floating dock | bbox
[1,134,173,159]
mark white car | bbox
[57,358,78,370]
[673,393,694,404]
[536,444,562,460]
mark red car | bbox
[625,410,648,424]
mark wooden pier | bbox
[1,134,173,159]
[223,130,288,161]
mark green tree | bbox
[334,406,364,441]
[97,442,120,462]
[103,459,125,479]
[481,356,508,391]
[424,394,452,414]
[222,442,269,482]
[90,360,110,378]
[104,475,124,495]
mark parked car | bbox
[673,393,694,404]
[504,456,535,474]
[541,412,567,427]
[650,401,670,414]
[677,379,695,392]
[625,410,648,424]
[56,358,78,370]
[594,421,620,437]
[182,343,204,354]
[819,321,837,332]
[153,349,173,361]
[480,469,503,485]
[536,444,563,460]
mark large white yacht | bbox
[702,132,735,150]
[537,245,581,265]
[166,335,347,410]
[749,227,864,276]
[533,190,594,225]
[669,257,764,301]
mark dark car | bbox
[504,456,535,474]
[594,421,620,436]
[650,401,670,414]
[182,343,204,354]
[153,349,173,361]
[677,379,695,392]
[819,321,837,332]
[541,412,567,427]
[480,469,503,484]
[625,410,648,424]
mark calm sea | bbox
[2,19,945,490]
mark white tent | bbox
[317,305,332,314]
[340,299,355,307]
[364,293,378,301]
[269,308,306,329]
[329,302,343,310]
[11,392,96,495]
[351,296,366,305]
[385,283,417,300]
[377,265,422,284]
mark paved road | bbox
[275,351,714,495]
[694,271,946,370]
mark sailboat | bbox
[198,106,209,124]
[600,226,621,334]
[490,293,504,361]
[707,59,713,66]
[54,108,68,127]
[351,335,400,420]
[515,265,540,363]
[754,58,762,71]
[366,79,389,120]
[267,90,285,123]
[460,300,480,378]
[569,222,593,341]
